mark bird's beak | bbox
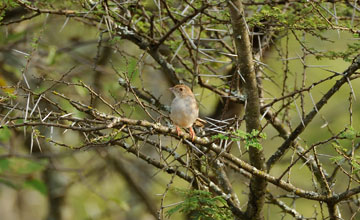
[169,87,174,92]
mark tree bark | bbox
[228,1,267,219]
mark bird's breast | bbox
[170,97,199,128]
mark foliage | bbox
[0,0,360,219]
[316,40,360,61]
[330,126,360,174]
[166,189,233,220]
[330,144,360,174]
[247,4,328,32]
[0,0,18,10]
[339,126,360,140]
[212,129,266,150]
[247,3,360,62]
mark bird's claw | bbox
[189,127,196,141]
[176,126,182,136]
[175,126,195,141]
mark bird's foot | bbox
[189,127,196,141]
[176,126,182,136]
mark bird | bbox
[169,84,199,141]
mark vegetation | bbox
[0,0,360,219]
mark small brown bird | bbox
[169,84,199,141]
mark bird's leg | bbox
[176,126,182,136]
[189,127,196,141]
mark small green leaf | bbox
[329,156,343,163]
[339,127,358,140]
[166,202,184,217]
[212,129,266,150]
[331,143,347,152]
[166,189,233,219]
[232,129,247,139]
[349,160,360,174]
[211,133,229,140]
[6,91,17,99]
[23,179,48,196]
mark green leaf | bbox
[212,129,266,150]
[211,133,229,140]
[232,129,247,139]
[340,127,359,140]
[0,126,11,142]
[166,189,233,219]
[166,202,184,216]
[331,143,347,152]
[329,156,343,163]
[234,129,265,150]
[23,179,48,196]
[5,91,17,99]
[350,160,360,174]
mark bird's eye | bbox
[179,88,183,91]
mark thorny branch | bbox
[1,0,360,219]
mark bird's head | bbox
[169,84,194,98]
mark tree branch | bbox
[228,0,267,219]
[267,54,360,170]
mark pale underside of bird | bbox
[169,84,199,140]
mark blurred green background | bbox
[1,2,360,220]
